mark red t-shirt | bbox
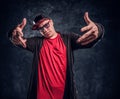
[37,34,67,99]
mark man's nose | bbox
[43,27,48,32]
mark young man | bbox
[8,12,104,99]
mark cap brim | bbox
[32,24,38,30]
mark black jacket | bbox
[25,23,104,99]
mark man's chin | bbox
[45,34,51,38]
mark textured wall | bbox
[0,0,119,99]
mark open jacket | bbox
[8,23,104,99]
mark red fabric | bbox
[37,34,67,99]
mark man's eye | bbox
[45,23,49,28]
[38,27,42,30]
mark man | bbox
[8,12,104,99]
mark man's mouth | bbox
[44,32,50,36]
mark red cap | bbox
[32,14,49,30]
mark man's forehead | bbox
[38,18,49,25]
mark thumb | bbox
[84,12,92,24]
[18,18,27,30]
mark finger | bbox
[80,35,95,43]
[12,35,21,44]
[84,12,92,24]
[12,30,17,36]
[12,37,21,43]
[77,29,93,43]
[18,36,26,48]
[94,31,99,39]
[12,40,21,45]
[12,37,22,45]
[18,18,27,30]
[16,30,24,37]
[81,37,95,45]
[12,38,19,43]
[81,24,92,32]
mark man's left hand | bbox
[77,12,99,45]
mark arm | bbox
[71,12,104,50]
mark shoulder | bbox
[58,32,80,39]
[27,36,44,41]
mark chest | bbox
[41,36,66,55]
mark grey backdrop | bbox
[0,0,119,99]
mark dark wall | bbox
[0,0,119,99]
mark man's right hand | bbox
[11,18,27,48]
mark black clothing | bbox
[25,23,104,99]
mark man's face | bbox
[37,18,56,38]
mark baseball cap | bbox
[32,14,49,30]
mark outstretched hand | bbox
[12,18,27,48]
[77,12,99,45]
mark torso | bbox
[37,33,67,99]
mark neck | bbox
[49,31,58,39]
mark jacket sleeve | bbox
[71,23,104,50]
[25,37,39,52]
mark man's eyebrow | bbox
[40,21,49,27]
